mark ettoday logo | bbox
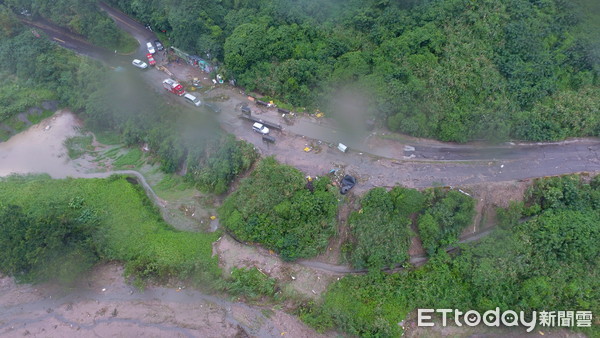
[417,308,593,332]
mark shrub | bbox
[219,157,338,261]
[348,188,414,270]
[225,267,276,300]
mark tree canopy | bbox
[106,0,600,142]
[303,175,600,337]
[219,157,338,261]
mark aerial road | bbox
[20,2,600,191]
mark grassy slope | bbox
[0,175,220,283]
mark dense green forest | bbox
[302,174,600,336]
[104,0,600,142]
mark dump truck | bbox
[162,79,185,96]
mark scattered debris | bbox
[340,175,357,195]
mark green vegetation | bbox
[153,174,195,200]
[2,1,137,52]
[3,116,26,132]
[93,130,121,145]
[64,135,94,159]
[417,189,476,256]
[346,186,473,270]
[186,134,259,194]
[0,15,100,113]
[27,110,54,125]
[0,175,221,286]
[0,75,56,139]
[219,157,338,261]
[107,0,600,142]
[0,203,99,284]
[0,77,56,123]
[347,187,418,270]
[302,175,600,336]
[113,148,144,168]
[225,267,277,301]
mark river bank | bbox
[0,111,326,337]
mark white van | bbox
[183,93,201,106]
[146,42,155,54]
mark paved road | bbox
[20,3,600,190]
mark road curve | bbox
[23,3,600,166]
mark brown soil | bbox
[0,263,326,337]
[460,180,529,236]
[213,235,342,300]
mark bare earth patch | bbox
[213,235,342,300]
[0,263,325,337]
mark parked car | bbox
[252,122,269,135]
[131,59,148,69]
[154,40,164,51]
[146,53,156,66]
[183,93,201,106]
[146,42,155,54]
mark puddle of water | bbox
[0,110,82,178]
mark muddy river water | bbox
[0,111,324,337]
[0,111,81,178]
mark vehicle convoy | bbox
[163,79,185,96]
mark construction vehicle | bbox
[162,79,185,96]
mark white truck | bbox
[162,79,185,96]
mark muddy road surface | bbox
[23,2,600,192]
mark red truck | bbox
[162,79,185,96]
